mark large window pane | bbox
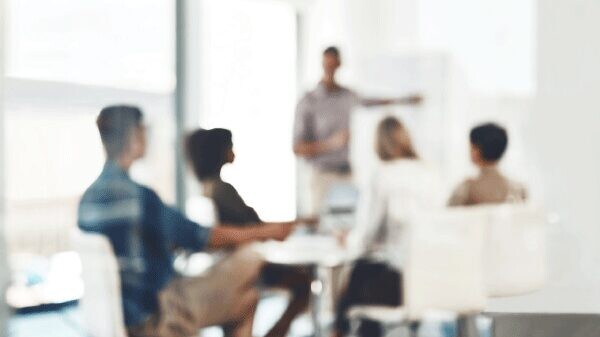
[6,0,174,93]
[198,0,297,221]
[4,0,175,311]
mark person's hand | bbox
[399,94,423,105]
[261,222,295,241]
[325,129,350,151]
[296,216,319,228]
[334,230,349,247]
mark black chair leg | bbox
[408,322,420,337]
[456,315,479,337]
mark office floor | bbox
[7,295,478,337]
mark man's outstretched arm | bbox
[361,94,423,107]
[207,222,295,249]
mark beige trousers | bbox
[308,169,353,216]
[128,246,263,337]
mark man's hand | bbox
[294,130,348,158]
[296,216,319,227]
[325,129,350,151]
[334,229,349,247]
[397,94,423,105]
[209,223,294,249]
[259,222,295,241]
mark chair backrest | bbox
[404,208,488,320]
[480,204,548,297]
[71,230,126,337]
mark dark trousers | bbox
[334,259,402,337]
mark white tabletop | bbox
[252,234,360,268]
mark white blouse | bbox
[347,159,443,267]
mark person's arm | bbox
[146,187,284,253]
[293,129,349,158]
[346,175,386,251]
[293,93,345,158]
[360,94,423,107]
[151,189,213,252]
[447,180,471,207]
[207,222,295,249]
[207,182,310,248]
[262,217,318,230]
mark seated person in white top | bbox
[332,116,442,337]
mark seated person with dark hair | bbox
[185,128,313,337]
[448,122,527,206]
[79,106,294,337]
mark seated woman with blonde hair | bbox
[332,116,442,337]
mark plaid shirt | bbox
[78,161,212,327]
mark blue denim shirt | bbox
[78,161,212,327]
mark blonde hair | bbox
[376,116,418,161]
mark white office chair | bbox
[480,204,547,297]
[348,208,488,337]
[71,230,127,337]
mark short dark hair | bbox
[185,128,233,180]
[323,46,340,59]
[96,105,143,159]
[470,122,508,162]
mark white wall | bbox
[301,0,420,89]
[488,0,600,313]
[418,0,536,96]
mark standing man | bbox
[293,46,422,215]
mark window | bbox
[197,0,298,221]
[4,0,175,308]
[6,0,174,93]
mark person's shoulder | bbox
[381,160,441,186]
[138,184,160,199]
[372,160,409,184]
[299,89,319,103]
[414,160,443,180]
[80,174,136,202]
[447,177,475,207]
[78,176,145,227]
[211,179,240,198]
[495,169,527,192]
[92,175,159,205]
[508,178,528,199]
[450,176,476,196]
[338,85,356,95]
[458,177,477,188]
